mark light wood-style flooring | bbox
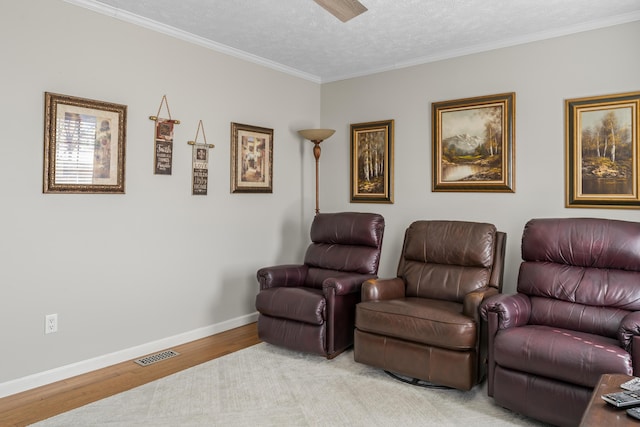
[0,322,261,427]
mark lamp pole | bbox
[297,129,335,215]
[312,139,322,215]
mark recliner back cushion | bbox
[518,218,640,336]
[522,217,640,271]
[303,212,385,277]
[398,221,496,301]
[304,244,382,276]
[310,212,384,248]
[525,294,629,338]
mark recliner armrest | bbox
[463,287,500,322]
[361,277,405,302]
[480,293,532,329]
[323,274,377,296]
[619,311,640,353]
[256,264,308,290]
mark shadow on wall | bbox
[215,268,262,319]
[274,212,312,266]
[212,207,312,320]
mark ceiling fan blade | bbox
[313,0,368,22]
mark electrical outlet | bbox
[45,313,58,334]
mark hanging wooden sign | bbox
[149,95,180,175]
[188,120,215,195]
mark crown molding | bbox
[64,1,640,84]
[321,10,640,83]
[63,0,322,84]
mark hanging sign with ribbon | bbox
[149,95,180,175]
[188,120,215,195]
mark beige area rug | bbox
[32,343,551,426]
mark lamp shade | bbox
[298,129,335,141]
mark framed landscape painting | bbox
[432,93,515,192]
[350,119,394,203]
[565,91,640,208]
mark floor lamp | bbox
[298,128,335,215]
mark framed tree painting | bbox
[432,92,515,192]
[565,91,640,208]
[350,119,394,203]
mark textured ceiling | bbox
[68,0,640,83]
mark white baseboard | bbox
[0,312,259,399]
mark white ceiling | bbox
[68,0,640,83]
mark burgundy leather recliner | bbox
[255,212,385,359]
[481,217,640,427]
[354,220,506,391]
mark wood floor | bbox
[0,322,261,427]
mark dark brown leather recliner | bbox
[255,212,385,359]
[354,220,506,390]
[481,218,640,427]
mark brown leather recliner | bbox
[255,212,385,359]
[354,220,506,390]
[481,218,640,427]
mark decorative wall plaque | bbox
[189,120,215,195]
[149,95,180,175]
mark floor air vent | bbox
[134,350,180,366]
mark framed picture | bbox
[230,122,273,193]
[43,92,127,193]
[432,92,515,192]
[350,120,394,203]
[565,91,640,208]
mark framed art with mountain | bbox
[432,93,515,192]
[565,91,640,209]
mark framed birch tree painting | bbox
[350,120,394,204]
[565,91,640,208]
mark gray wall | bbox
[320,21,640,291]
[1,0,639,396]
[1,0,320,392]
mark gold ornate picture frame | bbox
[350,119,394,204]
[43,92,127,194]
[565,91,640,208]
[432,92,515,192]
[230,122,273,193]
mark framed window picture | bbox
[565,91,640,208]
[230,122,273,193]
[43,92,127,194]
[350,119,394,203]
[432,92,515,192]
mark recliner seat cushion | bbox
[494,324,632,387]
[255,287,325,325]
[356,297,476,350]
